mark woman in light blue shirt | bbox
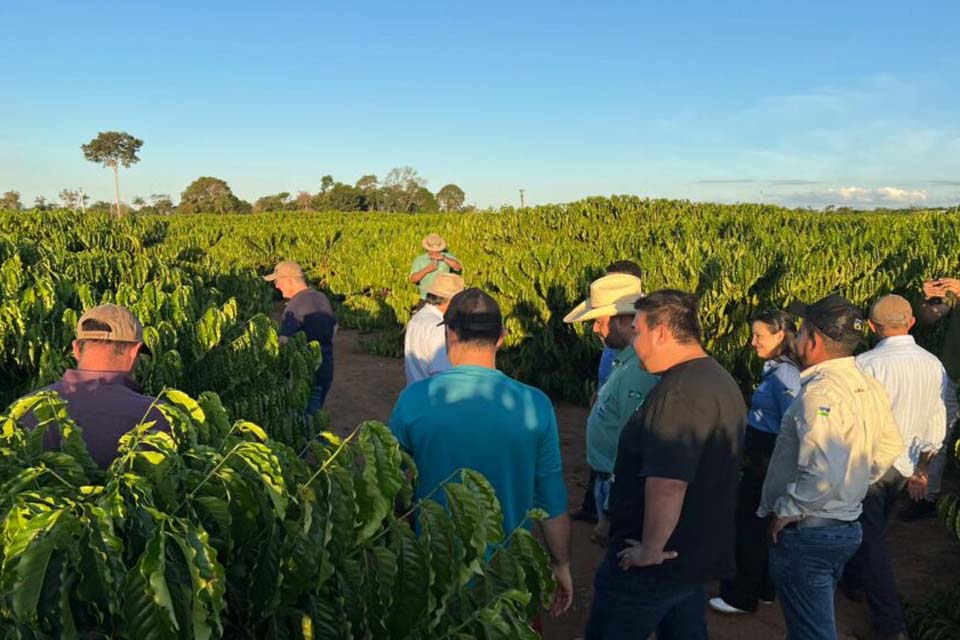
[711,309,801,615]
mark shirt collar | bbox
[613,344,638,366]
[799,356,857,385]
[874,334,916,349]
[62,368,140,391]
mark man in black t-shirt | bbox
[585,290,746,640]
[264,260,338,414]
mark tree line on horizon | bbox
[0,130,471,215]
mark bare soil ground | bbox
[326,330,960,640]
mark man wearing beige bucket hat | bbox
[564,273,658,545]
[18,304,169,469]
[404,272,465,385]
[409,233,463,300]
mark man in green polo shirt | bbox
[565,273,659,545]
[409,233,463,300]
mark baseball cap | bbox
[787,294,864,342]
[76,304,151,354]
[263,260,304,282]
[869,294,913,327]
[438,288,503,340]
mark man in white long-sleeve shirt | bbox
[759,294,904,640]
[845,294,958,640]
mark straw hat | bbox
[563,273,644,323]
[426,273,465,300]
[422,233,447,252]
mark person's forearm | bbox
[540,513,571,566]
[916,449,938,474]
[641,477,686,552]
[443,256,462,271]
[409,266,432,284]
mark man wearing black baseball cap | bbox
[759,294,904,640]
[389,288,573,624]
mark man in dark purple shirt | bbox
[20,304,168,469]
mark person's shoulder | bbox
[500,373,555,411]
[768,359,801,384]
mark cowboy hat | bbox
[563,273,644,323]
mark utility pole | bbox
[519,189,526,208]
[78,187,86,214]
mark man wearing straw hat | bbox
[564,273,658,546]
[409,233,463,300]
[404,272,465,385]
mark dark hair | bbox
[425,293,446,306]
[752,309,801,366]
[443,288,503,347]
[634,289,702,344]
[78,319,137,356]
[606,260,642,279]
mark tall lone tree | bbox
[81,131,143,216]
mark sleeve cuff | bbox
[535,472,569,519]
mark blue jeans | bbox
[592,475,612,516]
[305,362,333,416]
[769,522,862,640]
[585,550,707,640]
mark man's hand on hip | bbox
[616,538,678,570]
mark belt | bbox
[789,516,853,529]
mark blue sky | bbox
[2,1,958,209]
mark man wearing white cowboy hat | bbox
[409,233,463,300]
[564,273,658,545]
[404,273,465,385]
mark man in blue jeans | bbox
[760,295,904,640]
[264,260,338,414]
[585,290,746,639]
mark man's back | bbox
[281,288,337,357]
[389,365,567,534]
[856,335,955,477]
[24,369,169,469]
[404,304,450,385]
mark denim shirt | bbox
[748,358,801,434]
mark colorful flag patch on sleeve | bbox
[817,406,831,417]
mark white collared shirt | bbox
[856,334,959,477]
[404,304,451,386]
[758,357,904,521]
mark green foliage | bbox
[0,391,553,639]
[81,131,143,170]
[179,178,248,215]
[436,184,466,213]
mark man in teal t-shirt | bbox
[564,272,657,545]
[389,288,573,617]
[409,233,463,299]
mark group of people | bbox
[15,231,960,640]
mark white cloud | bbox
[831,186,927,204]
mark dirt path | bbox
[325,330,960,639]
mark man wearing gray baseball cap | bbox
[18,303,168,469]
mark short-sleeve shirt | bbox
[389,365,568,535]
[586,345,659,473]
[608,356,746,586]
[20,369,170,469]
[280,288,337,372]
[404,303,450,385]
[410,251,461,299]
